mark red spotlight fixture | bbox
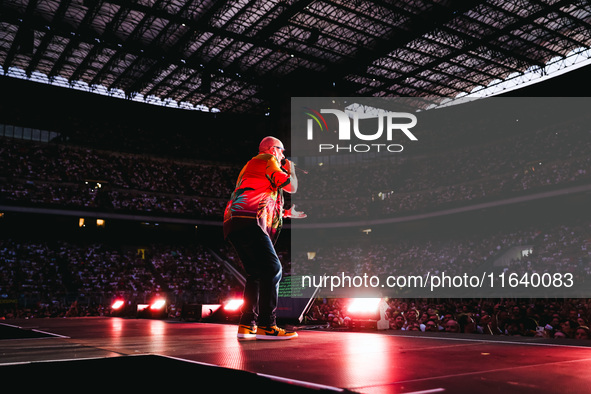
[112,300,125,310]
[223,298,244,312]
[347,298,382,330]
[110,298,129,316]
[150,298,166,311]
[136,297,168,319]
[347,298,381,315]
[212,298,243,322]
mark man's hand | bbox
[280,159,298,193]
[281,158,295,174]
[284,204,306,219]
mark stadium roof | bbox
[1,0,591,114]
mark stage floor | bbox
[2,317,591,393]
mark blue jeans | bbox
[228,227,282,327]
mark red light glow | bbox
[111,300,125,310]
[223,299,244,312]
[347,298,382,314]
[150,299,166,310]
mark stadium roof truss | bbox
[1,0,591,114]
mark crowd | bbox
[0,137,233,218]
[2,107,591,221]
[309,297,591,340]
[290,218,591,291]
[295,119,591,220]
[1,96,591,345]
[0,238,240,319]
[1,213,590,341]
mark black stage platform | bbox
[2,318,591,393]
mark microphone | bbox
[282,158,309,175]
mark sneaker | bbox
[237,324,257,339]
[256,325,298,340]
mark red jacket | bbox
[223,153,290,243]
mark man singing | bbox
[223,136,305,340]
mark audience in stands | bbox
[290,219,591,289]
[1,100,591,343]
[0,239,239,319]
[307,297,591,340]
[1,113,590,221]
[1,216,590,342]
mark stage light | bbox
[136,298,167,319]
[223,298,244,312]
[180,304,222,321]
[110,298,131,317]
[346,298,384,330]
[150,298,166,311]
[111,300,124,310]
[347,298,381,315]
